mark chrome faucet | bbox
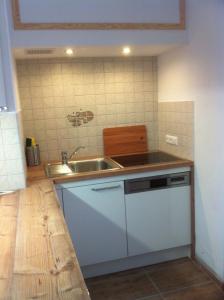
[61,151,68,164]
[69,146,85,160]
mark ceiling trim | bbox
[12,0,185,31]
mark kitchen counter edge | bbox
[28,159,194,185]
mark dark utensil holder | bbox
[26,145,41,166]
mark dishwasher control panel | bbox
[124,172,190,194]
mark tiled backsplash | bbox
[17,57,158,161]
[0,112,26,191]
[158,101,194,160]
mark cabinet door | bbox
[126,186,191,257]
[63,181,127,266]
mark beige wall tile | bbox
[0,113,26,191]
[158,101,194,160]
[17,57,158,161]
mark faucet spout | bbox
[69,146,85,160]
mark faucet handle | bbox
[61,151,68,164]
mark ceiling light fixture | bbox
[65,48,74,56]
[122,47,131,55]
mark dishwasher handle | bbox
[91,185,121,192]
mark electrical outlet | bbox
[166,134,178,146]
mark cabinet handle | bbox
[91,185,121,192]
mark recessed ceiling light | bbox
[65,48,74,56]
[122,47,131,55]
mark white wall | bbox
[11,29,188,50]
[158,0,224,280]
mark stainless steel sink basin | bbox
[45,158,121,178]
[69,158,119,173]
[45,163,73,178]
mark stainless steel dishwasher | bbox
[124,172,191,257]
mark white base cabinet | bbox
[63,181,127,266]
[125,186,191,257]
[61,167,192,270]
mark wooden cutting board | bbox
[103,125,148,156]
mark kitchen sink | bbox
[45,163,73,178]
[69,158,120,173]
[45,158,121,178]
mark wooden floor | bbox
[86,258,224,300]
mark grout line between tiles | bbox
[141,259,215,299]
[159,280,215,298]
[144,271,165,300]
[85,258,224,300]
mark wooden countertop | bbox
[27,157,193,185]
[0,180,90,299]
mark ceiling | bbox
[14,44,179,59]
